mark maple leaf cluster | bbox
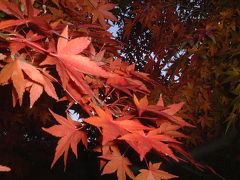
[0,0,205,179]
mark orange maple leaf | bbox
[0,165,11,172]
[56,25,111,78]
[106,74,150,95]
[119,130,180,161]
[0,58,26,105]
[0,19,30,30]
[133,94,168,116]
[42,109,88,170]
[106,60,150,94]
[99,146,134,180]
[94,142,115,170]
[0,0,51,33]
[156,95,193,127]
[0,57,58,106]
[41,26,115,99]
[26,72,58,107]
[135,162,178,180]
[158,122,188,139]
[134,94,193,127]
[83,106,150,145]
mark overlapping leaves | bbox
[0,56,57,106]
[0,1,199,180]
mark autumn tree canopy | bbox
[0,0,239,180]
